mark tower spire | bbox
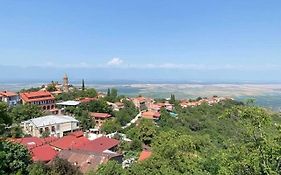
[63,73,69,92]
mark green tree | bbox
[107,88,111,97]
[0,141,32,175]
[82,79,85,91]
[49,157,82,175]
[28,162,50,175]
[10,125,24,138]
[81,88,97,98]
[91,160,124,175]
[56,88,97,101]
[80,100,112,114]
[138,119,157,145]
[169,94,176,104]
[218,105,281,174]
[10,104,43,123]
[105,88,118,102]
[111,88,118,99]
[41,130,50,138]
[75,110,95,130]
[114,100,138,126]
[19,87,41,93]
[46,83,57,92]
[0,102,12,136]
[130,139,142,152]
[101,119,121,134]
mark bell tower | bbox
[63,73,69,92]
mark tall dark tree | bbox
[169,94,176,104]
[82,79,85,91]
[107,88,111,97]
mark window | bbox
[51,126,55,132]
[39,128,43,134]
[45,127,49,132]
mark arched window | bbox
[51,126,55,132]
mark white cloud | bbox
[2,61,281,71]
[107,58,123,65]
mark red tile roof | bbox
[134,97,146,102]
[69,131,84,137]
[14,137,44,150]
[90,112,112,119]
[0,91,18,97]
[32,144,58,162]
[20,90,55,103]
[77,136,119,153]
[50,135,90,150]
[142,111,161,119]
[58,149,121,173]
[138,150,152,161]
[41,136,59,144]
[11,137,58,162]
[79,97,97,103]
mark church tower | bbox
[63,73,69,92]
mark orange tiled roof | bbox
[134,97,146,102]
[50,135,91,150]
[142,111,161,119]
[138,150,152,161]
[0,91,17,97]
[90,112,112,119]
[77,136,119,153]
[20,90,54,103]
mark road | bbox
[121,112,142,129]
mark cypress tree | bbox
[82,79,85,91]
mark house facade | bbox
[21,115,80,138]
[90,112,112,129]
[131,97,154,111]
[0,91,20,106]
[20,90,57,113]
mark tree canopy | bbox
[0,141,32,175]
[95,100,281,175]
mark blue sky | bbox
[0,0,281,82]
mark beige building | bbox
[89,112,112,130]
[21,115,80,138]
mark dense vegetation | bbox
[93,100,281,175]
[56,88,97,101]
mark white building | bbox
[21,115,80,138]
[56,100,81,107]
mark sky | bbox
[0,0,281,83]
